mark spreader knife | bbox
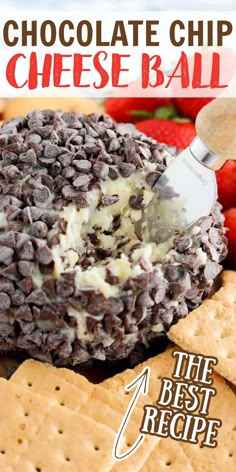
[143,97,236,243]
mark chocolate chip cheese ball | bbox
[0,111,227,366]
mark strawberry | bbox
[216,160,236,210]
[173,97,214,121]
[105,97,171,123]
[223,208,236,269]
[136,118,196,149]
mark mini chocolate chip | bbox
[0,278,14,295]
[137,292,154,307]
[26,289,47,305]
[40,211,58,227]
[108,166,119,180]
[58,152,74,167]
[57,218,67,235]
[119,162,136,178]
[101,194,119,206]
[56,281,74,298]
[31,221,48,238]
[0,263,20,281]
[0,246,14,262]
[146,171,160,187]
[84,143,101,154]
[17,320,35,335]
[35,245,53,265]
[42,279,57,299]
[109,154,124,165]
[21,207,43,224]
[41,174,54,190]
[44,143,61,159]
[33,185,51,208]
[139,145,151,160]
[18,261,33,277]
[0,311,9,323]
[17,276,32,294]
[104,297,124,315]
[2,165,23,182]
[0,323,14,336]
[48,235,60,247]
[62,185,78,200]
[54,176,68,191]
[105,269,119,285]
[0,292,11,310]
[74,192,89,208]
[11,289,25,306]
[19,149,37,165]
[129,194,143,210]
[2,150,18,165]
[39,306,58,321]
[15,304,33,321]
[73,159,91,172]
[27,132,41,144]
[107,138,120,152]
[174,236,191,253]
[87,292,106,315]
[73,174,91,188]
[92,162,109,179]
[0,232,16,248]
[153,285,166,304]
[50,161,62,177]
[97,150,112,163]
[17,241,34,260]
[164,264,183,281]
[126,152,144,168]
[62,166,76,179]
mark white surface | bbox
[0,0,235,10]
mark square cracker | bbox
[105,347,236,471]
[142,438,194,472]
[168,284,236,385]
[10,360,157,472]
[221,270,236,287]
[11,359,92,410]
[0,378,115,472]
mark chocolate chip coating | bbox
[0,110,227,367]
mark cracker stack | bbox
[168,270,236,385]
[0,271,235,471]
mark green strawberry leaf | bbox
[128,110,153,118]
[154,104,177,119]
[173,117,192,123]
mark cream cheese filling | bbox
[48,165,181,344]
[51,165,173,291]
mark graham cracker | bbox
[142,438,194,472]
[134,346,236,472]
[11,359,93,409]
[45,362,95,391]
[103,347,236,471]
[0,378,115,472]
[221,270,236,287]
[168,284,236,385]
[10,360,158,472]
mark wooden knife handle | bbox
[196,96,236,162]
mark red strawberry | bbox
[105,97,171,123]
[173,97,214,121]
[223,208,236,269]
[216,160,236,210]
[136,118,196,149]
